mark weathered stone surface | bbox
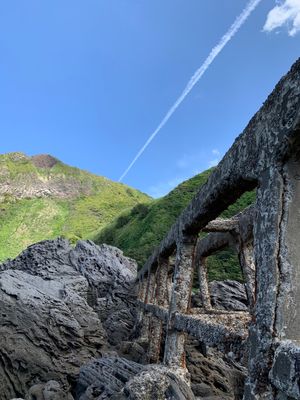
[191,280,248,311]
[0,269,105,399]
[209,280,248,311]
[270,341,300,399]
[76,355,143,399]
[77,355,195,400]
[1,238,89,297]
[186,340,246,399]
[70,240,138,345]
[117,340,148,364]
[25,380,74,400]
[122,364,195,400]
[2,238,138,346]
[0,238,138,400]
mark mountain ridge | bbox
[0,152,151,261]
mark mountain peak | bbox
[31,154,58,169]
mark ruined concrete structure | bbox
[136,59,300,399]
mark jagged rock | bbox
[0,269,105,399]
[77,356,195,400]
[117,340,148,364]
[186,339,246,399]
[0,238,137,400]
[26,380,74,400]
[122,365,195,400]
[2,238,138,345]
[1,238,89,297]
[70,241,138,345]
[191,280,248,311]
[209,280,248,311]
[76,355,143,399]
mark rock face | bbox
[70,241,137,345]
[209,280,248,311]
[0,238,137,400]
[186,339,246,399]
[0,268,105,399]
[191,280,248,311]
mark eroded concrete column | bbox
[163,234,197,368]
[140,270,156,340]
[238,241,255,310]
[148,257,169,363]
[138,277,147,301]
[244,167,283,399]
[198,256,212,310]
[274,156,300,344]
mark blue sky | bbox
[0,1,299,197]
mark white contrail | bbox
[119,0,263,182]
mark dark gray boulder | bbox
[70,241,138,345]
[76,355,143,399]
[0,269,105,399]
[122,365,195,400]
[77,356,195,400]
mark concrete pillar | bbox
[238,241,255,310]
[148,257,169,363]
[163,235,197,368]
[135,276,148,330]
[138,277,147,301]
[198,256,212,310]
[274,156,300,343]
[140,271,156,340]
[244,167,283,399]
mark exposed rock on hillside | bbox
[31,154,58,169]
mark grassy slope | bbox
[0,153,150,261]
[94,169,255,280]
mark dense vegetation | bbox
[0,152,150,261]
[0,152,256,281]
[94,169,255,281]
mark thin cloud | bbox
[118,0,263,182]
[208,158,219,168]
[263,0,300,36]
[149,176,184,198]
[208,148,221,167]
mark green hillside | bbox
[93,169,255,280]
[0,152,150,261]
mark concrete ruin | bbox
[136,59,300,399]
